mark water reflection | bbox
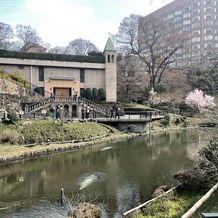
[0,129,204,217]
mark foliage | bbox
[172,136,218,208]
[84,88,92,100]
[88,51,103,56]
[155,84,168,93]
[0,49,105,63]
[10,72,24,82]
[134,188,205,218]
[98,88,106,101]
[7,109,18,122]
[0,69,30,88]
[187,69,218,96]
[0,129,20,144]
[34,87,44,95]
[160,113,185,127]
[178,101,197,116]
[92,88,98,101]
[185,89,216,112]
[199,141,218,182]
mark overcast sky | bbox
[0,0,173,51]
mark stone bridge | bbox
[96,111,165,133]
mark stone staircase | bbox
[25,96,111,117]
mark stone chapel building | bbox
[0,37,117,102]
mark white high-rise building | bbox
[146,0,218,65]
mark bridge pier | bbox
[118,122,149,133]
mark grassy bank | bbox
[0,120,139,164]
[0,120,119,145]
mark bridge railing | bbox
[24,97,51,113]
[52,96,111,117]
[123,110,164,119]
[25,95,111,117]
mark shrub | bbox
[178,101,197,116]
[155,84,168,93]
[0,129,20,144]
[34,87,44,96]
[98,88,106,101]
[84,88,92,100]
[0,49,105,63]
[160,114,185,127]
[92,88,98,101]
[7,109,18,122]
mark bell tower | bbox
[103,37,117,102]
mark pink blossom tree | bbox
[185,89,216,112]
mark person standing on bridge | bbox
[115,106,120,119]
[86,106,90,119]
[110,105,115,118]
[81,107,85,119]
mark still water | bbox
[0,129,203,218]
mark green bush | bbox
[84,88,92,100]
[160,114,185,127]
[34,87,44,96]
[0,49,105,63]
[155,84,168,93]
[92,88,98,101]
[178,101,197,116]
[7,109,18,122]
[98,88,106,101]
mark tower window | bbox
[112,55,115,63]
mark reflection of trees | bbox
[116,182,140,215]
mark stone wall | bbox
[0,78,30,97]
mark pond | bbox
[0,129,204,217]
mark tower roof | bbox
[104,37,116,52]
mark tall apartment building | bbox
[147,0,218,65]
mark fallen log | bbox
[122,186,178,217]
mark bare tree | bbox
[66,38,99,55]
[16,24,43,51]
[48,46,68,54]
[115,14,190,91]
[117,54,146,102]
[0,22,14,49]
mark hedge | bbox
[0,49,105,63]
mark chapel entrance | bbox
[54,88,71,97]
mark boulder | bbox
[66,202,102,218]
[152,185,169,198]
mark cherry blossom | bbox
[185,89,215,111]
